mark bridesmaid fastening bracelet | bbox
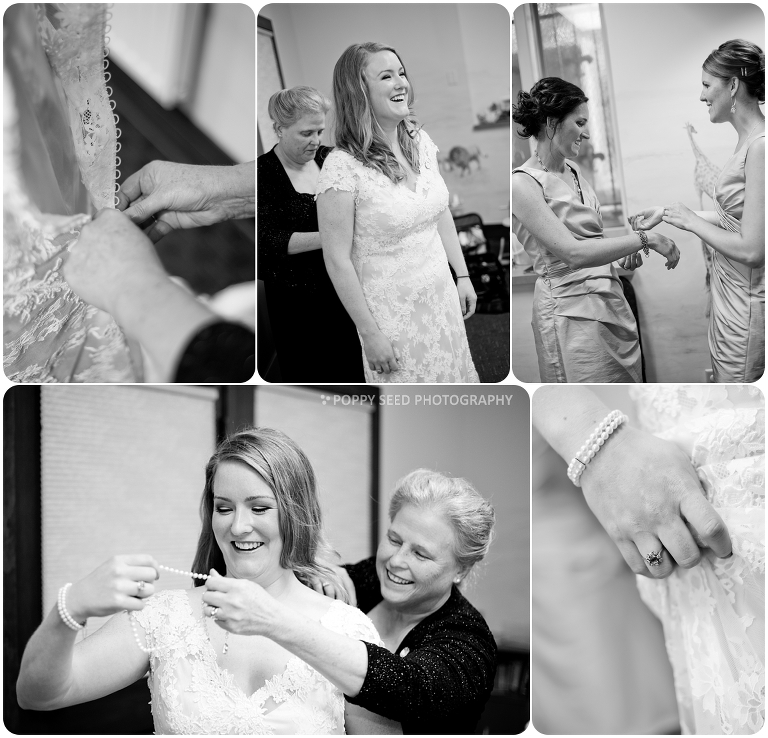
[567,409,628,487]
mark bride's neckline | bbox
[181,590,341,701]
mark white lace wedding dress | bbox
[133,590,382,734]
[630,385,765,735]
[316,130,479,383]
[3,3,138,382]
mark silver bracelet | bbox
[57,583,86,632]
[567,410,627,487]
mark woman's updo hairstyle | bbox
[267,86,331,133]
[389,469,495,587]
[512,77,589,139]
[703,39,765,103]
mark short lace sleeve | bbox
[323,600,384,646]
[316,150,360,199]
[132,589,185,652]
[418,129,440,171]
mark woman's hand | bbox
[647,232,680,269]
[457,278,477,320]
[662,202,697,232]
[118,161,254,242]
[617,252,644,271]
[628,206,664,231]
[361,330,400,376]
[66,555,159,622]
[581,426,732,579]
[308,567,358,607]
[202,570,283,637]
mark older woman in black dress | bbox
[203,469,497,734]
[257,87,363,381]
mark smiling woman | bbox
[316,41,480,383]
[200,467,498,734]
[511,76,681,383]
[16,427,398,735]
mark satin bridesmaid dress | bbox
[709,131,765,382]
[512,163,643,383]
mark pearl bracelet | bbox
[567,409,628,487]
[57,583,86,631]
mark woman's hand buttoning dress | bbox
[257,87,364,382]
[4,3,138,382]
[317,43,479,383]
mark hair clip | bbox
[741,66,748,76]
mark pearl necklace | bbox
[128,564,229,656]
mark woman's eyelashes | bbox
[214,505,269,515]
[388,535,428,558]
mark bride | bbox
[16,428,399,735]
[533,385,764,734]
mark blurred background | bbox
[4,384,529,734]
[257,4,511,382]
[512,3,765,383]
[108,3,255,307]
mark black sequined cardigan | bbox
[344,557,497,735]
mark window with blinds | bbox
[41,386,218,634]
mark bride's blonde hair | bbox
[192,427,348,602]
[332,41,421,184]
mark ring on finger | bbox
[137,580,146,593]
[645,550,664,567]
[209,605,219,620]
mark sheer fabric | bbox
[316,131,479,383]
[631,385,765,735]
[3,3,138,382]
[134,590,383,735]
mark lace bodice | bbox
[316,131,479,383]
[4,3,137,382]
[133,590,382,735]
[629,385,765,734]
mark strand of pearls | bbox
[567,410,627,487]
[57,583,86,631]
[158,564,209,580]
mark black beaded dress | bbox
[257,145,364,382]
[344,557,497,734]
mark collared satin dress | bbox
[709,131,765,383]
[512,163,642,383]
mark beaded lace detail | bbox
[133,590,383,735]
[316,130,479,383]
[629,385,765,735]
[4,4,136,382]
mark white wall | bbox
[603,3,765,381]
[379,387,530,647]
[259,3,510,223]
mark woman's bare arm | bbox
[16,556,156,710]
[512,173,679,268]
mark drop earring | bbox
[731,99,737,114]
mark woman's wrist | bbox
[218,162,255,221]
